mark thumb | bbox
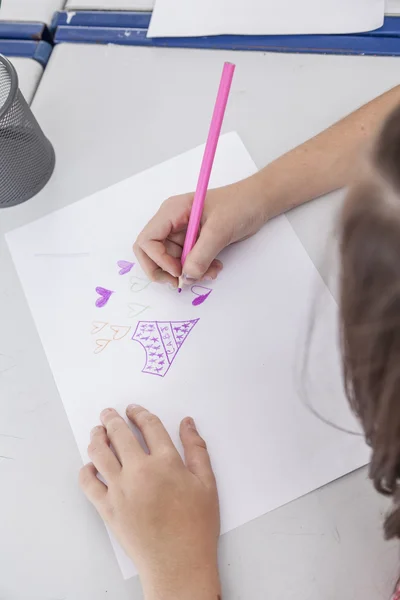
[183,222,228,280]
[180,417,216,488]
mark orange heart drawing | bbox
[94,339,112,354]
[110,325,131,341]
[91,321,108,335]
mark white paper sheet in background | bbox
[148,0,384,37]
[6,133,369,579]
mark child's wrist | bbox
[142,561,221,600]
[242,170,280,223]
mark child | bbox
[80,85,400,599]
[340,102,400,541]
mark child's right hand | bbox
[133,174,269,287]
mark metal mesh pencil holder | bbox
[0,55,55,208]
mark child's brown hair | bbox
[340,103,400,539]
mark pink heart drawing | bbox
[117,260,135,275]
[95,287,114,308]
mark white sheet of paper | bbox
[148,0,384,37]
[6,133,369,579]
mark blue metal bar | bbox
[55,25,151,45]
[52,10,151,30]
[0,40,52,67]
[53,12,400,38]
[0,21,48,41]
[364,15,400,36]
[54,25,400,56]
[33,41,52,66]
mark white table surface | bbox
[66,0,154,10]
[1,43,400,600]
[0,0,65,24]
[10,57,43,105]
[386,0,400,15]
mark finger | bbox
[141,239,182,278]
[165,238,183,259]
[134,244,177,287]
[168,231,186,246]
[126,404,180,457]
[135,205,187,279]
[180,417,216,488]
[79,462,107,504]
[202,259,223,282]
[88,424,121,480]
[100,408,144,463]
[183,223,229,280]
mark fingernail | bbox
[90,425,102,439]
[203,276,214,282]
[182,273,196,283]
[167,283,177,291]
[186,417,197,431]
[100,408,112,419]
[127,403,141,411]
[167,268,179,278]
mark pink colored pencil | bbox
[178,62,235,292]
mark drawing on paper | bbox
[191,285,213,306]
[110,325,131,341]
[132,319,199,377]
[91,321,108,334]
[130,276,151,293]
[127,302,150,319]
[95,287,114,308]
[117,260,135,275]
[94,339,112,354]
[92,323,131,353]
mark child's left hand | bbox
[79,405,221,600]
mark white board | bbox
[148,0,384,37]
[6,133,369,579]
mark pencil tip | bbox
[178,288,182,293]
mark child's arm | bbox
[255,84,400,218]
[134,85,400,285]
[80,406,221,600]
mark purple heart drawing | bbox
[95,287,114,308]
[117,260,135,275]
[191,285,213,306]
